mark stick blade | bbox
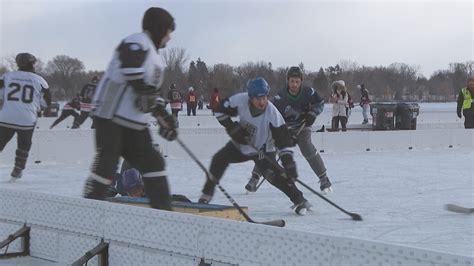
[445,204,474,214]
[255,219,286,227]
[350,213,363,221]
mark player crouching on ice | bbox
[198,77,311,215]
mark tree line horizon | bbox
[1,48,472,103]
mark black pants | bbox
[90,118,171,210]
[332,116,347,131]
[0,126,34,170]
[73,111,95,129]
[202,141,305,205]
[463,111,474,129]
[50,109,79,129]
[187,104,197,116]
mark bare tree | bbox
[2,54,17,71]
[161,47,189,93]
[46,55,85,99]
[161,47,189,71]
[209,63,240,97]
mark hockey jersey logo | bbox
[284,105,300,120]
[240,121,257,144]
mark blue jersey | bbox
[272,86,324,130]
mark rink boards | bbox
[0,189,472,265]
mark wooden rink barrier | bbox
[106,196,248,222]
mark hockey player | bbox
[82,7,178,211]
[49,95,81,129]
[73,76,99,129]
[0,53,51,179]
[245,66,332,194]
[198,77,311,215]
[167,83,183,126]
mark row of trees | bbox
[1,49,472,102]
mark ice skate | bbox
[319,175,332,193]
[245,175,260,193]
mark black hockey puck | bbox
[34,160,41,164]
[366,148,370,151]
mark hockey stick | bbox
[247,142,362,221]
[250,123,307,193]
[176,138,285,227]
[445,204,474,214]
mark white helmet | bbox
[188,87,194,92]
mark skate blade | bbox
[321,187,333,194]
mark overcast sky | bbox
[0,0,472,77]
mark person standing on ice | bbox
[0,52,51,179]
[82,7,178,211]
[185,86,197,116]
[167,83,183,126]
[330,80,348,131]
[456,76,474,129]
[198,77,311,215]
[358,84,370,124]
[245,66,332,194]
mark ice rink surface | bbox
[0,102,472,257]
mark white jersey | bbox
[0,71,49,130]
[91,32,165,130]
[217,93,288,156]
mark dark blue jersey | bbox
[272,86,324,130]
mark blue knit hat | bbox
[247,77,270,98]
[121,169,144,192]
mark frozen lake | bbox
[0,102,472,258]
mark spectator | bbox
[209,88,220,115]
[358,84,370,124]
[198,95,204,110]
[330,80,348,131]
[456,76,474,128]
[185,86,197,116]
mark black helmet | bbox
[170,83,176,89]
[16,53,36,71]
[142,7,175,49]
[286,66,303,81]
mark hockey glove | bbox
[226,122,250,145]
[290,134,299,146]
[457,111,462,119]
[301,111,317,126]
[154,107,178,141]
[135,91,161,113]
[280,153,298,181]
